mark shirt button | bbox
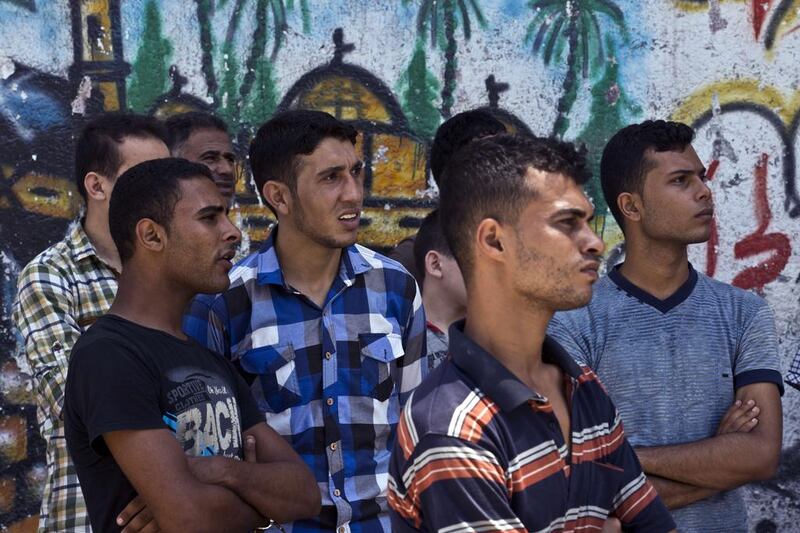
[338,527,345,533]
[327,397,334,406]
[334,489,341,497]
[325,351,332,360]
[330,442,337,451]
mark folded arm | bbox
[187,421,321,523]
[105,428,264,533]
[636,382,782,491]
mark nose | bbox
[341,173,364,204]
[583,223,606,258]
[222,214,242,244]
[214,158,234,179]
[696,176,712,203]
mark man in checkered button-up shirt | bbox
[13,113,169,532]
[184,110,429,533]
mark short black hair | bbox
[109,157,214,263]
[430,109,506,188]
[440,134,590,280]
[600,120,695,230]
[74,112,168,200]
[164,111,230,154]
[248,110,358,212]
[413,209,451,285]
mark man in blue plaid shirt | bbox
[184,110,428,533]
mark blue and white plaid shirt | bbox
[184,231,428,533]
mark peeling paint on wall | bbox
[0,0,799,530]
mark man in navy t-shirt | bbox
[64,158,320,532]
[549,120,783,533]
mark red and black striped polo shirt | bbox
[388,320,675,532]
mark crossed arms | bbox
[636,382,782,509]
[108,421,320,533]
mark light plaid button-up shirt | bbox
[184,231,428,533]
[13,222,117,533]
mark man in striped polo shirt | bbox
[388,134,675,532]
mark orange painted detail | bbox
[370,134,428,198]
[299,76,392,123]
[10,173,80,220]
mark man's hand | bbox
[244,435,257,463]
[717,399,759,435]
[117,495,159,533]
[602,517,621,533]
[116,436,258,532]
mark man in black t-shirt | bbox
[64,158,321,532]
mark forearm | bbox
[155,482,264,533]
[33,363,68,421]
[636,433,779,490]
[647,475,717,509]
[217,458,321,523]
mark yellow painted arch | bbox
[671,80,800,127]
[674,0,746,13]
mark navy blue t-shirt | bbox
[64,314,263,532]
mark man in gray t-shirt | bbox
[549,120,783,533]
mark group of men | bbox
[11,105,786,533]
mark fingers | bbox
[120,501,156,533]
[244,435,257,463]
[117,495,146,528]
[717,399,759,435]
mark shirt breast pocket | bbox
[359,333,404,402]
[240,343,301,412]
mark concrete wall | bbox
[0,0,798,530]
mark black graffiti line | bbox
[764,0,793,50]
[691,101,800,219]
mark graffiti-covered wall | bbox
[0,0,799,530]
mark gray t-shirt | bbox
[548,264,783,533]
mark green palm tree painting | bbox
[404,0,486,119]
[195,0,309,125]
[526,0,626,137]
[128,0,172,113]
[577,39,640,227]
[398,39,441,140]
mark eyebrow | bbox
[316,160,364,177]
[668,167,707,176]
[200,149,235,157]
[552,207,594,221]
[196,205,225,217]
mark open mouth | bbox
[338,211,361,228]
[218,249,236,266]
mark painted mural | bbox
[0,0,798,530]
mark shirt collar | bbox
[608,262,698,314]
[67,221,100,263]
[448,319,583,412]
[255,226,373,288]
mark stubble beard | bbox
[292,201,356,250]
[513,238,589,312]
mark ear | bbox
[617,192,642,223]
[424,250,444,280]
[262,180,292,217]
[475,218,506,265]
[135,218,166,254]
[84,172,111,202]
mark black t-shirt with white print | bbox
[64,314,263,532]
